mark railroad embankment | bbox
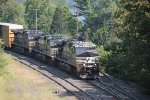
[0,53,70,100]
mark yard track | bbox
[6,50,140,100]
[87,71,138,100]
[6,50,116,100]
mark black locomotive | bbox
[12,30,100,79]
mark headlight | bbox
[83,63,86,66]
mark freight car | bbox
[0,23,23,48]
[3,29,100,79]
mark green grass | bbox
[0,53,63,100]
[0,54,8,76]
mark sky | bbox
[66,0,85,22]
[66,0,76,14]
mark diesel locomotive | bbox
[56,40,99,78]
[4,30,100,79]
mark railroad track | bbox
[87,71,138,100]
[6,51,115,100]
[6,50,139,100]
[87,80,121,99]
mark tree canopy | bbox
[0,0,25,25]
[50,6,77,34]
[24,0,56,33]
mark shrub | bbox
[0,38,6,75]
[0,56,7,75]
[0,38,4,53]
[97,46,111,71]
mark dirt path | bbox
[0,53,77,100]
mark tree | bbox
[100,0,150,92]
[0,39,4,54]
[74,0,118,45]
[50,6,77,34]
[118,0,150,84]
[24,0,56,32]
[0,0,25,25]
[50,7,63,34]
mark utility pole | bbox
[73,3,79,35]
[33,9,40,31]
[76,9,79,34]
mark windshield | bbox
[77,52,99,57]
[75,46,96,51]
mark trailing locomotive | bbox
[5,30,100,79]
[33,34,67,64]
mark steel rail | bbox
[9,50,101,100]
[99,71,138,100]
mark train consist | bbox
[3,29,100,79]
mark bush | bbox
[0,56,7,75]
[0,38,4,53]
[0,38,6,75]
[100,47,150,94]
[97,46,111,71]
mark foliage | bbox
[0,0,25,25]
[114,0,150,92]
[0,56,7,75]
[0,39,7,76]
[104,0,150,93]
[24,0,56,32]
[74,0,118,46]
[50,6,77,34]
[0,39,4,54]
[50,7,65,34]
[96,46,111,71]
